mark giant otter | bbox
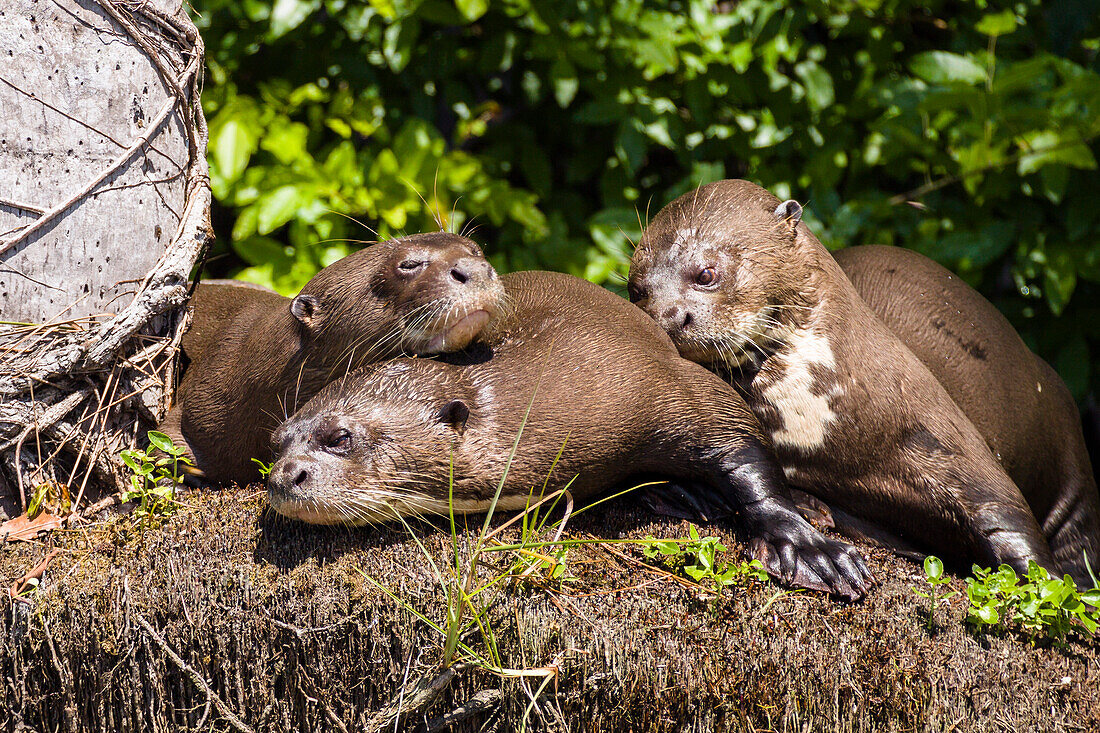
[267,271,875,599]
[835,245,1100,582]
[158,233,506,486]
[628,179,1073,582]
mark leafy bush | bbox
[965,561,1100,644]
[191,0,1100,398]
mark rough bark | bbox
[0,0,210,518]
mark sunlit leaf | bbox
[909,51,988,85]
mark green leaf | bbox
[655,541,680,555]
[795,61,835,111]
[213,119,258,185]
[924,556,945,581]
[233,236,291,267]
[1017,131,1098,176]
[974,605,999,625]
[269,0,320,40]
[455,0,488,22]
[256,185,307,235]
[27,488,44,517]
[909,51,988,85]
[976,10,1016,37]
[550,58,579,108]
[120,452,143,473]
[383,19,420,73]
[146,431,176,454]
[260,121,310,165]
[1043,256,1077,316]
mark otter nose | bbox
[269,456,311,499]
[450,257,495,286]
[661,306,693,333]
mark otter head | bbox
[289,232,505,363]
[627,179,815,367]
[267,359,478,525]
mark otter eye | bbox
[323,429,352,453]
[399,260,425,272]
[695,268,718,287]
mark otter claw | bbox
[751,534,873,601]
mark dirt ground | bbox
[2,486,1097,732]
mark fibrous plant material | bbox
[0,0,211,520]
[2,491,1098,732]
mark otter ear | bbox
[438,400,470,435]
[290,294,320,327]
[774,199,803,230]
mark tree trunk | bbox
[0,0,210,519]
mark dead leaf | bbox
[9,548,60,601]
[0,511,63,542]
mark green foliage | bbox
[964,561,1100,644]
[643,524,768,611]
[251,458,273,479]
[913,555,960,630]
[191,0,1100,398]
[119,431,191,521]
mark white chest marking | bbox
[761,328,841,451]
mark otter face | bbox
[266,361,475,525]
[628,180,809,368]
[291,232,506,361]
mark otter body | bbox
[158,233,505,486]
[628,180,1083,582]
[835,245,1100,581]
[180,280,284,365]
[268,271,874,599]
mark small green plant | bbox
[119,431,192,520]
[251,458,273,479]
[912,556,960,631]
[643,524,768,612]
[964,561,1100,644]
[26,480,70,518]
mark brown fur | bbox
[629,180,1070,581]
[267,271,874,599]
[158,233,505,486]
[835,245,1100,582]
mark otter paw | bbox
[750,529,874,601]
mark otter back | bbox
[836,245,1100,581]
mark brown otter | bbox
[267,271,874,599]
[628,179,1075,582]
[158,233,506,486]
[834,245,1100,583]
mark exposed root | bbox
[133,613,255,733]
